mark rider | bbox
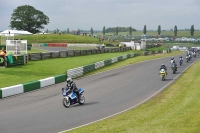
[179,55,183,62]
[66,77,80,101]
[170,56,175,64]
[160,64,167,75]
[171,59,177,71]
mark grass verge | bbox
[65,59,200,133]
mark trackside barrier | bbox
[0,74,67,99]
[27,47,132,61]
[67,53,137,78]
[39,77,55,88]
[1,84,23,98]
[67,67,84,78]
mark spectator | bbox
[119,43,122,49]
[0,47,6,56]
[14,46,21,54]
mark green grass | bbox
[0,51,181,88]
[65,57,200,133]
[14,34,110,44]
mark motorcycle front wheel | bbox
[63,97,70,108]
[162,75,165,81]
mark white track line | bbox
[58,58,198,133]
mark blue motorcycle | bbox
[179,58,183,65]
[62,86,85,108]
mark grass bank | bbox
[0,51,181,88]
[65,58,200,133]
[14,34,109,44]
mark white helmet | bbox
[67,77,72,83]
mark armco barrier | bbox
[30,53,41,61]
[81,50,87,55]
[75,50,81,56]
[68,50,75,57]
[92,49,97,54]
[60,51,67,57]
[87,50,92,55]
[41,53,51,60]
[23,81,40,92]
[27,47,132,61]
[51,52,60,58]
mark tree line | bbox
[9,5,196,37]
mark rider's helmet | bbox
[171,56,174,60]
[180,55,182,58]
[67,77,73,83]
[161,64,164,66]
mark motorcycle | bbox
[189,54,192,60]
[171,63,177,74]
[62,86,85,108]
[186,55,189,63]
[159,69,166,81]
[179,58,183,65]
[193,52,196,58]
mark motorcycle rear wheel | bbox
[79,95,85,105]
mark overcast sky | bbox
[0,0,199,31]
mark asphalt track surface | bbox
[0,53,199,133]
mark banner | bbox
[48,43,67,47]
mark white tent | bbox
[0,30,32,36]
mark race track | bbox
[0,53,199,133]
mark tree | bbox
[157,25,161,35]
[77,29,80,35]
[10,5,49,34]
[90,27,94,36]
[67,28,69,34]
[174,25,177,36]
[103,26,106,36]
[129,26,132,35]
[143,25,147,35]
[190,25,194,36]
[116,26,119,35]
